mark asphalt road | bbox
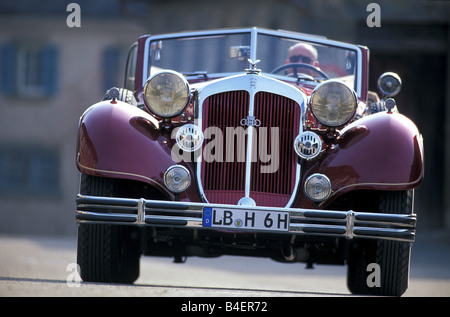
[1,229,449,298]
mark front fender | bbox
[76,100,189,200]
[307,111,424,203]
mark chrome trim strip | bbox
[76,194,417,243]
[138,198,146,223]
[244,78,256,198]
[250,27,258,64]
[345,210,355,239]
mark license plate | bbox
[202,207,290,232]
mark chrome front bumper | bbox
[76,194,417,243]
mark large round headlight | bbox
[310,81,357,127]
[143,70,191,118]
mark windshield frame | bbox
[142,27,363,97]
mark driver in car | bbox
[287,43,319,67]
[285,43,320,76]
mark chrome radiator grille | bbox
[200,90,301,207]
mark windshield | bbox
[147,31,358,89]
[149,33,250,76]
[256,34,357,88]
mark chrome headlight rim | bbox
[163,165,192,194]
[143,70,191,118]
[309,80,358,128]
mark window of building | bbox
[16,45,43,96]
[0,41,59,98]
[0,147,60,198]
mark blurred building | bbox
[0,0,146,235]
[0,0,449,235]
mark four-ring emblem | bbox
[240,115,261,127]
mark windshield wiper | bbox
[296,74,325,83]
[182,71,208,79]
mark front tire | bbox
[77,175,141,283]
[347,190,413,296]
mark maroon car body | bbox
[75,28,423,295]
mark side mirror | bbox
[377,72,402,98]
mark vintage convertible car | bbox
[75,27,424,296]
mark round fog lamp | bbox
[176,124,204,152]
[164,165,191,193]
[294,131,322,160]
[304,173,332,202]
